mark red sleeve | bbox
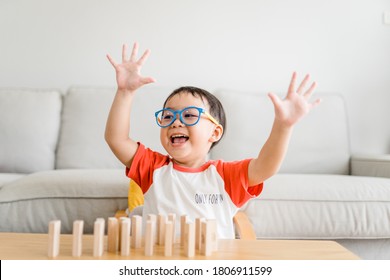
[215,159,263,207]
[126,143,170,194]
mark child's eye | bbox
[183,113,198,119]
[183,108,200,119]
[162,115,173,120]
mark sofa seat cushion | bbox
[242,174,390,239]
[0,169,128,233]
[0,173,25,188]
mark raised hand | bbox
[268,72,321,127]
[106,42,155,92]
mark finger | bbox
[130,42,139,62]
[122,44,128,62]
[309,98,322,109]
[287,72,297,96]
[137,49,151,66]
[268,92,282,108]
[106,54,118,68]
[303,81,317,99]
[297,74,310,94]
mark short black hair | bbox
[163,86,226,150]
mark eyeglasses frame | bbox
[155,106,220,128]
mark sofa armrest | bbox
[351,154,390,178]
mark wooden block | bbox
[195,218,205,250]
[157,214,166,245]
[118,217,128,251]
[131,215,142,249]
[200,220,215,256]
[184,222,195,257]
[120,218,131,256]
[180,215,188,246]
[93,218,105,257]
[72,220,84,257]
[144,220,154,256]
[164,221,173,257]
[208,219,218,251]
[48,220,61,258]
[147,214,157,244]
[107,217,119,253]
[167,213,176,243]
[147,214,156,222]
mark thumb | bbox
[268,92,281,108]
[140,76,156,85]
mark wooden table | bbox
[0,232,359,260]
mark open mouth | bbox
[171,134,189,144]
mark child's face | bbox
[160,92,222,168]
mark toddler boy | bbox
[105,43,320,238]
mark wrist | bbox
[116,88,136,96]
[273,118,295,132]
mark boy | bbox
[105,42,320,238]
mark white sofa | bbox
[1,86,390,260]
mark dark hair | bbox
[163,86,226,149]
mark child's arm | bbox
[105,43,155,168]
[248,72,321,186]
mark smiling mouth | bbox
[171,134,189,144]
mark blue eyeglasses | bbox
[155,106,219,128]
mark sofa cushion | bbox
[0,173,25,188]
[0,169,128,233]
[212,91,350,174]
[0,89,62,173]
[56,86,169,169]
[242,174,390,239]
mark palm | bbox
[115,62,145,91]
[107,43,155,92]
[269,72,321,127]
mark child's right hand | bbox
[106,42,155,92]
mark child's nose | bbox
[171,113,184,127]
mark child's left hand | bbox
[268,72,321,127]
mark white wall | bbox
[1,0,389,154]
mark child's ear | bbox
[209,124,224,143]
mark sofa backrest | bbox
[55,87,351,174]
[211,90,351,175]
[1,86,351,175]
[55,86,171,169]
[0,89,62,173]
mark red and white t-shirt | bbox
[127,143,263,238]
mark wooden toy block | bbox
[167,213,176,243]
[93,218,105,257]
[147,214,157,244]
[164,221,173,257]
[72,220,84,257]
[209,219,218,251]
[157,214,166,245]
[48,220,61,258]
[195,217,205,250]
[147,214,156,222]
[184,221,195,257]
[131,215,142,249]
[120,218,131,256]
[144,220,154,256]
[118,217,128,251]
[200,219,217,256]
[107,217,119,253]
[180,215,188,246]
